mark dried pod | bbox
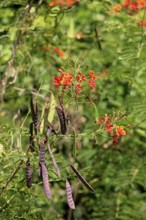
[39,141,46,164]
[30,97,39,134]
[30,97,35,122]
[34,103,39,134]
[26,159,32,188]
[58,96,69,123]
[55,106,67,134]
[70,165,94,192]
[29,122,35,152]
[66,179,75,210]
[41,163,52,199]
[48,143,60,178]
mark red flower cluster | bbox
[54,47,65,57]
[96,114,127,144]
[49,0,78,7]
[54,71,73,87]
[113,0,146,14]
[137,20,146,26]
[41,45,65,57]
[53,68,107,94]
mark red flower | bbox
[102,114,111,124]
[113,4,123,13]
[53,71,73,88]
[115,126,126,136]
[105,124,113,133]
[88,79,96,89]
[97,118,105,124]
[129,2,138,11]
[112,134,119,144]
[60,72,73,86]
[42,45,50,51]
[123,0,131,7]
[136,0,146,8]
[89,70,97,80]
[53,76,61,87]
[137,20,146,26]
[54,47,64,57]
[76,72,86,82]
[48,0,78,7]
[75,84,82,94]
[97,114,111,124]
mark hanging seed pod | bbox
[30,97,39,135]
[34,103,39,134]
[58,96,69,124]
[41,163,52,199]
[26,159,32,188]
[30,97,35,122]
[70,165,94,192]
[39,141,46,164]
[55,106,67,134]
[46,123,57,137]
[66,179,75,210]
[29,122,35,152]
[48,143,60,178]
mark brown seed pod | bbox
[30,97,35,122]
[55,106,67,134]
[29,122,35,152]
[70,165,94,192]
[39,141,46,164]
[48,143,60,178]
[66,179,75,210]
[30,97,39,134]
[34,103,39,134]
[58,96,69,124]
[41,163,52,199]
[26,159,32,188]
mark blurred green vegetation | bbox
[1,0,146,219]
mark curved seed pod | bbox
[55,106,67,134]
[66,179,75,210]
[39,141,46,164]
[26,159,32,188]
[41,163,52,199]
[70,165,94,192]
[48,143,60,177]
[58,96,69,124]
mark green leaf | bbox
[48,93,56,123]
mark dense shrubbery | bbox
[1,1,146,219]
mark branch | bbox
[1,160,23,195]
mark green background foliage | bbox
[1,0,146,219]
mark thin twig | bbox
[95,27,102,51]
[1,160,23,195]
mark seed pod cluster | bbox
[25,97,94,209]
